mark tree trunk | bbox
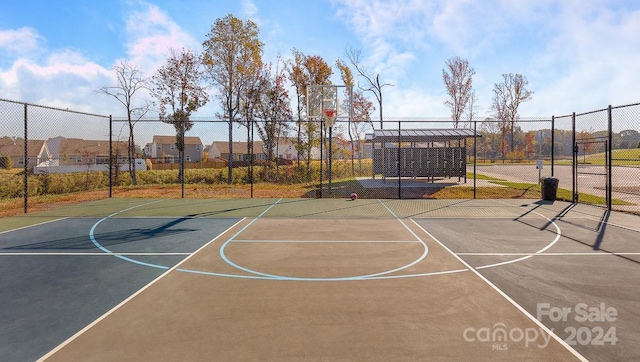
[128,121,137,185]
[348,121,355,176]
[510,121,515,152]
[227,119,233,185]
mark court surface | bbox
[1,198,639,361]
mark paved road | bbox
[470,164,640,212]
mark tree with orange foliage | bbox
[151,48,209,184]
[336,59,375,175]
[286,49,333,177]
[202,14,263,184]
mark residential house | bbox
[32,137,145,174]
[208,140,313,163]
[37,136,128,166]
[0,137,45,168]
[144,135,204,163]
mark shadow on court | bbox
[6,219,198,250]
[515,201,640,265]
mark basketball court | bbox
[1,198,639,361]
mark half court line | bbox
[457,252,640,256]
[230,239,421,243]
[0,252,192,256]
[184,199,431,281]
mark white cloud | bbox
[333,0,640,118]
[241,0,259,20]
[335,0,433,54]
[0,26,116,112]
[526,2,640,115]
[382,84,448,119]
[0,1,206,117]
[123,2,201,76]
[0,51,112,112]
[2,0,638,124]
[0,27,43,56]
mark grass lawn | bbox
[555,148,640,166]
[0,172,632,218]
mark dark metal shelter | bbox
[366,128,481,182]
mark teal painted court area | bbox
[1,198,639,361]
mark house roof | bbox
[0,138,45,157]
[211,141,264,154]
[57,138,127,155]
[366,128,481,143]
[211,140,295,154]
[153,135,203,145]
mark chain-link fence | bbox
[1,98,639,215]
[570,104,640,212]
[0,99,111,215]
[610,104,640,212]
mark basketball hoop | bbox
[323,109,337,128]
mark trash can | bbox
[541,177,559,201]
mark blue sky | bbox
[1,0,639,122]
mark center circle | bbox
[219,238,430,281]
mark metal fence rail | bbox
[1,98,639,215]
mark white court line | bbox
[211,199,431,281]
[36,216,247,362]
[457,252,640,256]
[409,218,588,362]
[0,217,68,235]
[0,252,192,256]
[231,239,420,243]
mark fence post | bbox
[109,115,113,198]
[551,115,555,177]
[319,120,323,198]
[473,118,477,199]
[180,121,185,199]
[397,120,401,199]
[571,112,576,203]
[607,105,612,210]
[250,118,254,198]
[23,103,28,213]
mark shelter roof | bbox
[366,128,481,143]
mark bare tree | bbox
[491,73,533,152]
[150,48,209,184]
[465,91,479,126]
[202,14,263,184]
[96,60,151,185]
[345,46,392,129]
[480,117,501,161]
[442,57,475,128]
